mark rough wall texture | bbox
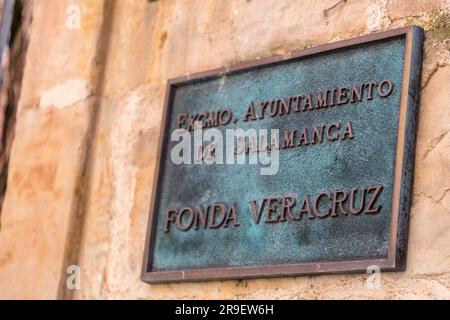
[0,0,449,299]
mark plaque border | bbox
[141,26,424,284]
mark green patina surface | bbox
[147,34,416,273]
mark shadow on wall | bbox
[0,0,33,224]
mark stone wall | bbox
[0,0,449,299]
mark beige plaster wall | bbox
[0,0,449,299]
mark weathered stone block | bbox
[388,0,442,20]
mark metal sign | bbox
[142,26,424,283]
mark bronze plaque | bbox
[142,27,424,283]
